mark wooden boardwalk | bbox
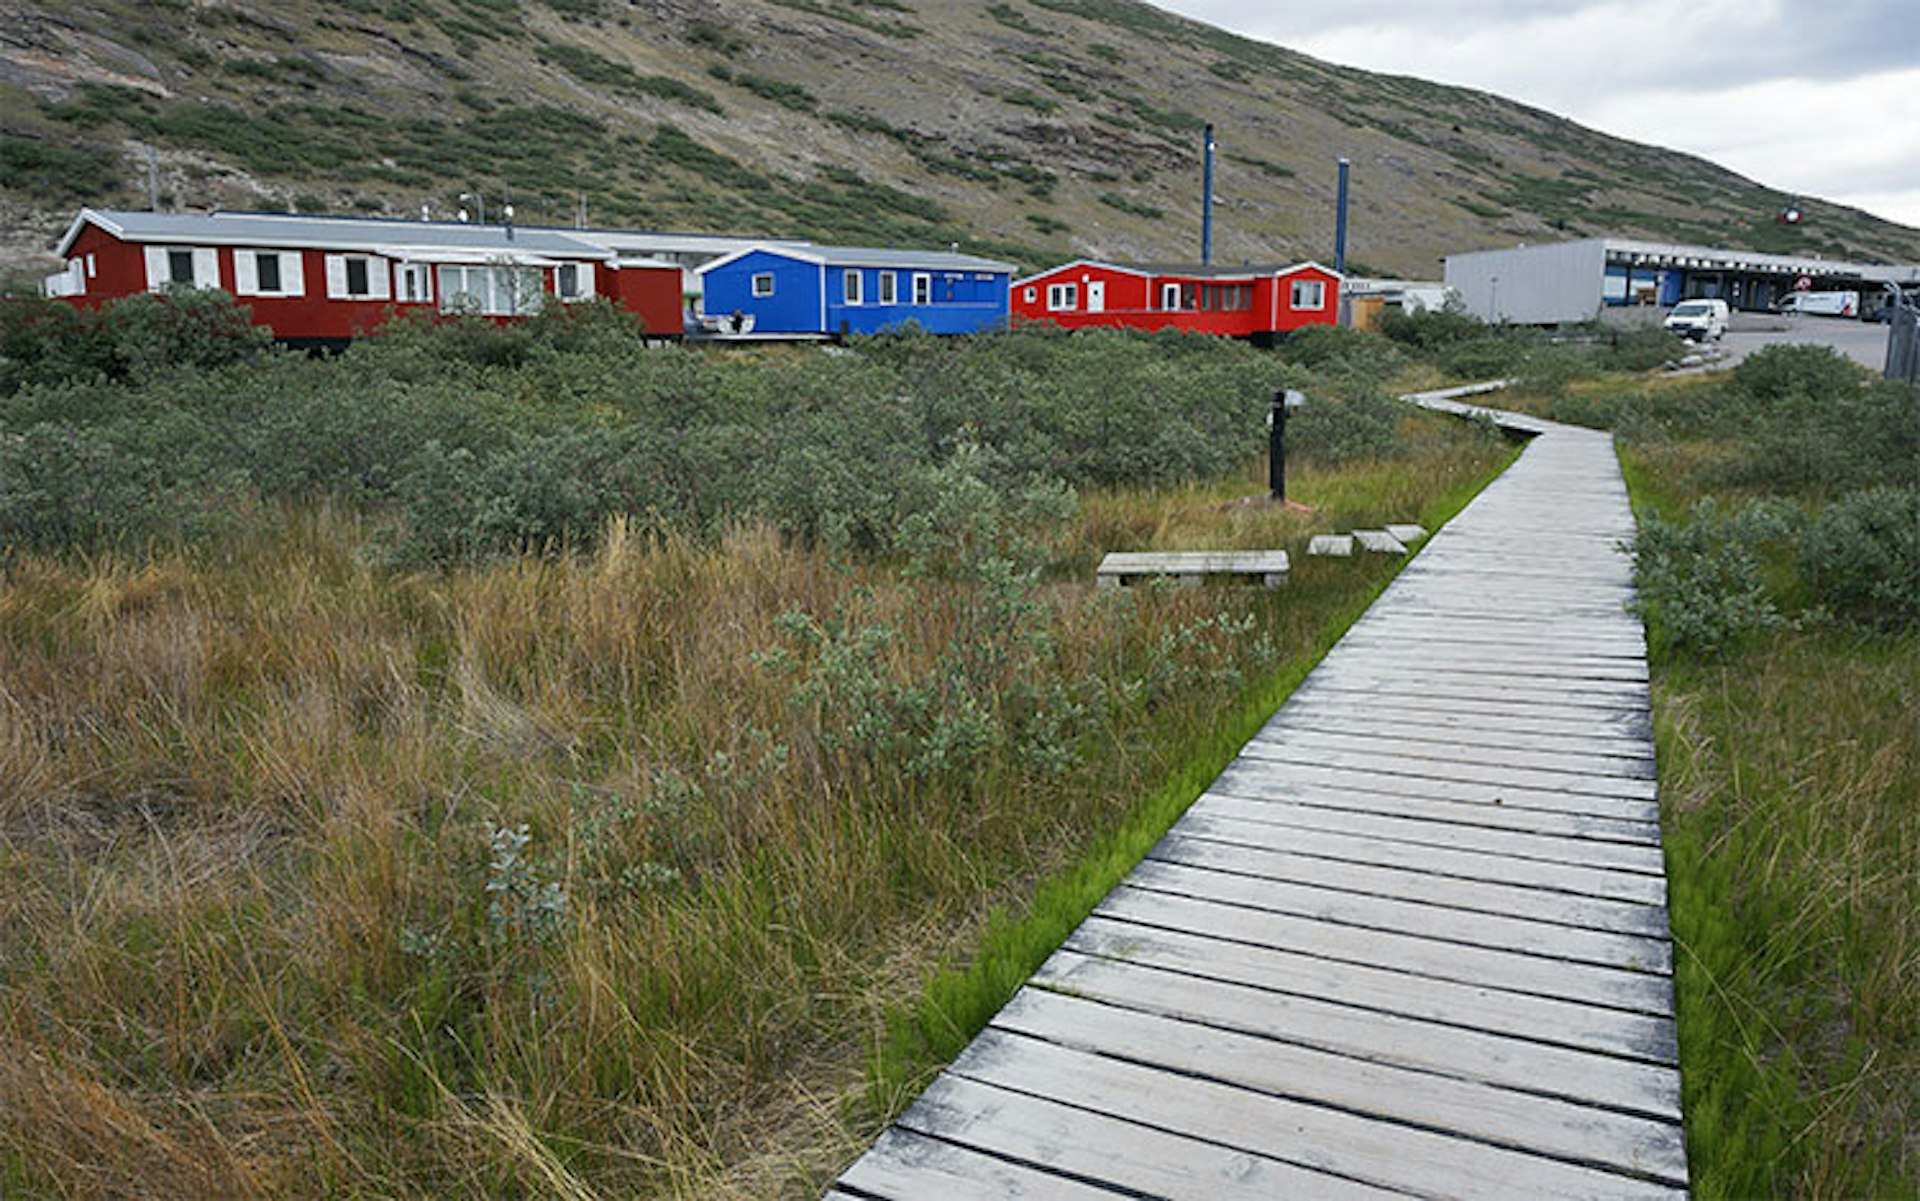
[831,400,1688,1200]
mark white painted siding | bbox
[1445,240,1607,324]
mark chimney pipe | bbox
[1201,123,1217,266]
[1334,157,1350,275]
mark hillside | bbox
[4,0,1919,279]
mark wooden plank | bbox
[1031,952,1682,1118]
[1191,790,1667,874]
[1294,673,1651,714]
[1249,724,1657,781]
[893,1073,1402,1200]
[1067,917,1678,1063]
[1263,703,1657,756]
[1168,812,1671,907]
[1098,886,1676,1013]
[1212,757,1662,824]
[951,1028,1686,1201]
[1305,662,1653,705]
[990,990,1689,1183]
[1131,853,1672,973]
[1236,739,1659,803]
[1286,681,1655,735]
[835,1127,1129,1200]
[1209,763,1664,845]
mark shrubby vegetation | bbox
[1558,343,1916,1198]
[1,297,1466,566]
[1376,304,1689,389]
[0,295,1514,1196]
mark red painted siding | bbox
[1012,259,1342,337]
[52,219,684,342]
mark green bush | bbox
[1631,499,1796,658]
[1800,487,1920,626]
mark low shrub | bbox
[1631,499,1797,658]
[1799,486,1920,626]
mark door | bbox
[1087,280,1105,312]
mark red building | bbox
[45,210,684,342]
[1010,259,1342,340]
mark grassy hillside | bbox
[4,0,1920,278]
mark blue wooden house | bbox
[696,244,1014,336]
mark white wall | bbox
[1444,240,1608,324]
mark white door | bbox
[1087,281,1105,312]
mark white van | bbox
[1663,298,1729,341]
[1776,290,1860,318]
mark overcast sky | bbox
[1153,0,1920,230]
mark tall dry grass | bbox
[0,425,1508,1198]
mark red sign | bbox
[1795,275,1814,291]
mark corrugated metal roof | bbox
[62,210,614,259]
[699,243,1014,275]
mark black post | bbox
[1269,389,1288,501]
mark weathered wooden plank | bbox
[893,1073,1403,1200]
[1286,681,1655,735]
[991,990,1689,1183]
[1031,952,1682,1118]
[1213,757,1662,824]
[1167,812,1670,907]
[1306,662,1653,705]
[1294,673,1652,715]
[951,1028,1686,1201]
[1191,790,1667,874]
[1067,917,1679,1063]
[1263,703,1657,757]
[1099,886,1676,1013]
[835,1127,1129,1200]
[1237,739,1660,803]
[1250,724,1657,781]
[1209,763,1664,845]
[1131,853,1672,973]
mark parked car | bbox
[1663,298,1729,341]
[1775,290,1860,318]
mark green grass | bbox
[857,436,1517,1127]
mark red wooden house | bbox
[1010,259,1341,341]
[45,210,684,343]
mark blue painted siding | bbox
[701,249,822,333]
[822,267,1009,335]
[704,249,1010,336]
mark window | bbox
[878,271,897,305]
[554,263,592,302]
[397,263,432,304]
[256,254,282,294]
[1161,282,1182,310]
[1290,279,1326,310]
[1023,285,1037,303]
[751,272,775,297]
[325,254,390,301]
[145,246,219,292]
[1198,283,1253,311]
[437,265,542,316]
[913,273,932,305]
[1046,282,1078,311]
[843,269,862,305]
[235,250,304,297]
[85,254,96,279]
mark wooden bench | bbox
[1096,550,1290,590]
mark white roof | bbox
[1447,235,1920,284]
[58,209,617,262]
[698,242,1015,277]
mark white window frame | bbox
[235,250,305,298]
[145,245,221,292]
[436,264,542,316]
[878,271,897,305]
[1290,279,1326,310]
[554,262,594,303]
[325,253,391,301]
[1022,285,1037,304]
[751,272,775,297]
[1046,282,1078,311]
[913,273,932,305]
[396,263,433,305]
[843,269,862,306]
[1161,282,1182,310]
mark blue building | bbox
[696,244,1014,336]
